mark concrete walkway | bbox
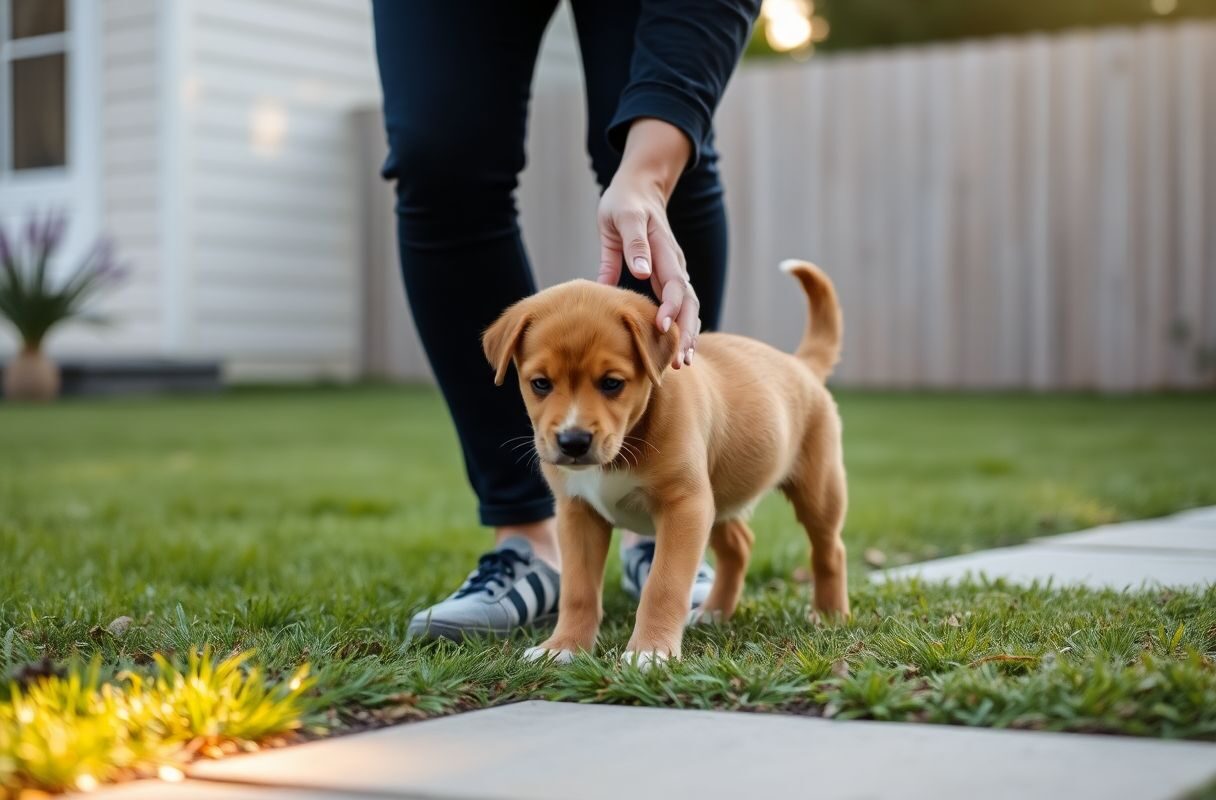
[876,505,1216,589]
[89,507,1216,800]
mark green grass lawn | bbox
[2,386,1215,789]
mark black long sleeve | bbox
[607,0,762,167]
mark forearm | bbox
[617,118,693,201]
[608,0,761,167]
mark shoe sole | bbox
[407,612,558,644]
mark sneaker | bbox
[620,539,714,609]
[407,537,560,642]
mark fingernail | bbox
[662,317,672,333]
[633,257,651,276]
[686,347,694,365]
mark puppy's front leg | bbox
[626,489,714,665]
[524,496,611,663]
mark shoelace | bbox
[455,549,530,598]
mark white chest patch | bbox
[562,468,655,535]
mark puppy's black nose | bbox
[556,428,593,458]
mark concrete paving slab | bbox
[1171,506,1216,527]
[875,546,1216,589]
[86,777,360,799]
[190,701,1216,800]
[1035,521,1216,554]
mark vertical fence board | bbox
[1138,26,1173,389]
[987,42,1013,386]
[1202,24,1216,386]
[920,49,957,387]
[1176,25,1207,387]
[1024,37,1054,389]
[1095,32,1135,391]
[838,56,871,383]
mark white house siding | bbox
[181,0,379,381]
[89,0,163,355]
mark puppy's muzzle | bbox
[555,428,593,459]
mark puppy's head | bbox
[483,280,677,468]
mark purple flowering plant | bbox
[0,210,127,350]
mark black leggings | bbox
[372,0,729,526]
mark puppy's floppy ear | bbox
[621,306,679,386]
[483,301,532,385]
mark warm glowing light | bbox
[1151,0,1177,13]
[810,15,831,43]
[76,774,99,792]
[289,676,302,690]
[763,0,814,52]
[251,100,289,156]
[159,765,185,783]
[766,13,812,51]
[762,0,812,21]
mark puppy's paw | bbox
[522,646,575,665]
[620,650,671,670]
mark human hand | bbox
[596,119,698,368]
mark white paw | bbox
[688,607,724,626]
[621,650,669,670]
[522,646,574,664]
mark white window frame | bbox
[0,0,100,264]
[0,0,72,178]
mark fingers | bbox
[675,293,700,367]
[599,209,652,285]
[650,231,699,368]
[617,211,653,281]
[597,194,701,368]
[597,238,623,286]
[657,278,699,369]
[655,278,683,339]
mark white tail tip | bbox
[779,258,811,274]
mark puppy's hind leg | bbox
[693,519,755,624]
[781,452,849,619]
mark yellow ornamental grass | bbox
[0,647,312,797]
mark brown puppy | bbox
[482,261,847,666]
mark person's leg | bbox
[372,0,560,567]
[568,0,730,332]
[569,0,727,604]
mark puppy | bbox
[482,261,847,665]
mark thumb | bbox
[619,212,653,281]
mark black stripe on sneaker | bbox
[504,587,529,623]
[631,555,646,590]
[526,572,548,613]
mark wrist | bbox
[617,118,692,199]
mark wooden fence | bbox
[361,21,1216,390]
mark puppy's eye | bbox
[599,377,624,395]
[530,377,553,395]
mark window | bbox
[1,0,68,173]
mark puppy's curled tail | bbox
[780,260,842,380]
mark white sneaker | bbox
[620,540,714,609]
[407,537,560,642]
